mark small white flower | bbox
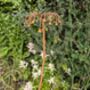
[24,82,32,90]
[40,51,49,58]
[33,65,38,70]
[50,50,54,55]
[48,63,55,72]
[30,50,36,54]
[31,59,39,70]
[27,42,36,54]
[31,59,38,65]
[19,61,28,68]
[32,69,41,79]
[48,77,55,84]
[37,69,41,76]
[32,72,39,79]
[27,42,34,50]
[66,68,71,75]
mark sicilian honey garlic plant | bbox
[25,12,61,90]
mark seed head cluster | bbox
[25,12,61,27]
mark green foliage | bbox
[0,0,22,13]
[0,0,90,90]
[0,12,29,61]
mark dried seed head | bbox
[25,15,35,26]
[25,12,62,27]
[25,12,39,26]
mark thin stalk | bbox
[38,20,46,90]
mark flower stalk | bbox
[38,16,46,90]
[25,12,61,90]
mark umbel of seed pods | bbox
[25,12,61,90]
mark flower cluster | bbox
[47,63,56,85]
[31,59,41,80]
[21,59,56,89]
[21,42,56,88]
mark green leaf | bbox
[0,47,10,57]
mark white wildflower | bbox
[48,63,55,72]
[50,50,54,55]
[33,64,38,70]
[31,59,39,71]
[27,42,34,50]
[32,69,41,79]
[32,72,39,79]
[24,82,32,90]
[48,77,55,84]
[31,59,38,65]
[27,42,36,54]
[19,61,28,69]
[37,69,41,76]
[66,68,71,75]
[30,50,36,54]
